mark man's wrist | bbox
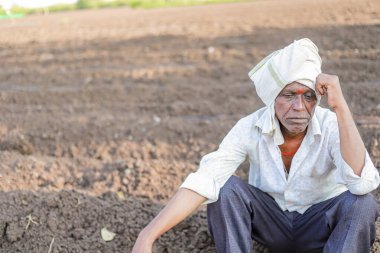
[332,100,350,115]
[139,227,157,244]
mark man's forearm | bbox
[138,188,207,243]
[335,101,366,176]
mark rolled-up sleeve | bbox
[329,122,380,195]
[180,118,249,204]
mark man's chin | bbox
[284,125,308,136]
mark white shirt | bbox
[180,106,380,214]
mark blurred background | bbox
[0,0,379,252]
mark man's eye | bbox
[282,93,294,98]
[304,94,311,99]
[303,93,315,101]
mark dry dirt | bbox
[0,0,379,252]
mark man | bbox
[132,38,379,253]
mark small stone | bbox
[101,227,116,242]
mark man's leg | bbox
[207,176,294,253]
[323,191,378,253]
[292,191,378,253]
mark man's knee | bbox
[208,176,248,209]
[344,192,378,221]
[355,194,378,220]
[218,175,246,198]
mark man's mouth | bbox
[286,118,309,124]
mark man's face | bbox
[275,82,318,136]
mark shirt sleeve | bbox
[328,119,380,195]
[179,117,249,204]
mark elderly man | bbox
[132,38,379,253]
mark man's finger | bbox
[322,86,328,94]
[316,84,324,96]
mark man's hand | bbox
[315,73,347,111]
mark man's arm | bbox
[132,116,249,252]
[132,188,206,253]
[315,73,365,176]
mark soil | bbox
[0,0,379,252]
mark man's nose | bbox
[292,95,306,111]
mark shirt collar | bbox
[309,111,322,137]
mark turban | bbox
[248,38,322,144]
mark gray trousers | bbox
[207,176,378,253]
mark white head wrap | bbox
[248,38,322,145]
